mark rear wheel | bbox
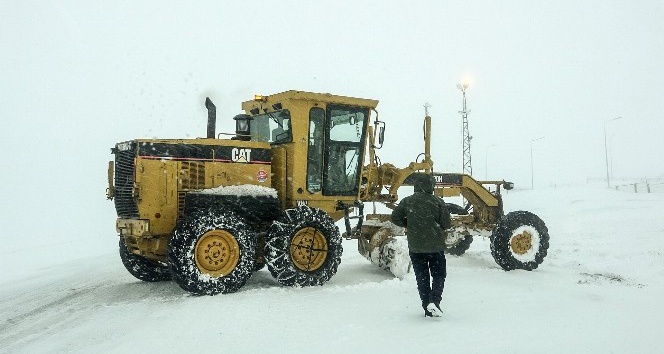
[168,209,256,295]
[265,206,342,287]
[118,239,171,282]
[490,211,549,271]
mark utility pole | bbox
[458,83,472,176]
[530,136,545,189]
[604,116,622,188]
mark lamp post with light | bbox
[458,83,472,176]
[531,136,545,189]
[604,116,622,188]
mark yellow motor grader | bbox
[106,90,549,295]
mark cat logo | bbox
[296,200,308,207]
[231,148,251,163]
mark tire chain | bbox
[265,206,343,287]
[168,209,256,295]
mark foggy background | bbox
[1,1,663,259]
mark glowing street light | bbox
[604,116,622,188]
[531,136,545,189]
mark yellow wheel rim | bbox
[290,227,328,272]
[195,230,240,277]
[510,230,533,255]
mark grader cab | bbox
[107,90,549,295]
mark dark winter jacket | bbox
[391,173,451,253]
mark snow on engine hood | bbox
[194,184,278,198]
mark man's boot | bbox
[422,303,433,317]
[426,303,443,317]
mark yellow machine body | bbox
[111,138,272,260]
[108,90,542,292]
[240,90,378,221]
[109,91,380,262]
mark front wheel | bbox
[443,203,472,256]
[490,211,549,271]
[168,209,256,295]
[265,206,343,287]
[445,202,468,215]
[445,234,473,256]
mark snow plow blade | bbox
[355,214,411,278]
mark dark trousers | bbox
[409,251,446,307]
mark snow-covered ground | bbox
[1,185,663,354]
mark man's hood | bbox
[412,173,434,194]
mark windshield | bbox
[328,107,366,143]
[249,110,292,144]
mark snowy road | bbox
[1,186,663,354]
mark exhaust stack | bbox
[205,97,216,139]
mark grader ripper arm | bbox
[354,112,504,230]
[351,164,511,277]
[432,173,507,227]
[349,109,547,277]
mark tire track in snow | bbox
[0,270,185,353]
[3,288,87,325]
[0,286,101,351]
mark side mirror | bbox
[371,109,385,149]
[503,181,514,191]
[373,120,385,149]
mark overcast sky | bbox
[1,0,663,244]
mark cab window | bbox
[323,105,368,196]
[249,110,292,144]
[307,108,325,193]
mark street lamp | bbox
[485,144,497,179]
[604,116,622,187]
[531,136,545,189]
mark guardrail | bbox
[613,180,664,193]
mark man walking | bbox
[391,173,451,317]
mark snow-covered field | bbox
[1,185,663,354]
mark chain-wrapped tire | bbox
[119,239,171,282]
[443,203,473,256]
[445,202,468,215]
[265,206,343,287]
[253,235,266,272]
[168,209,256,295]
[490,211,549,271]
[445,234,473,256]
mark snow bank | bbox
[2,185,664,354]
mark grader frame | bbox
[107,90,548,295]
